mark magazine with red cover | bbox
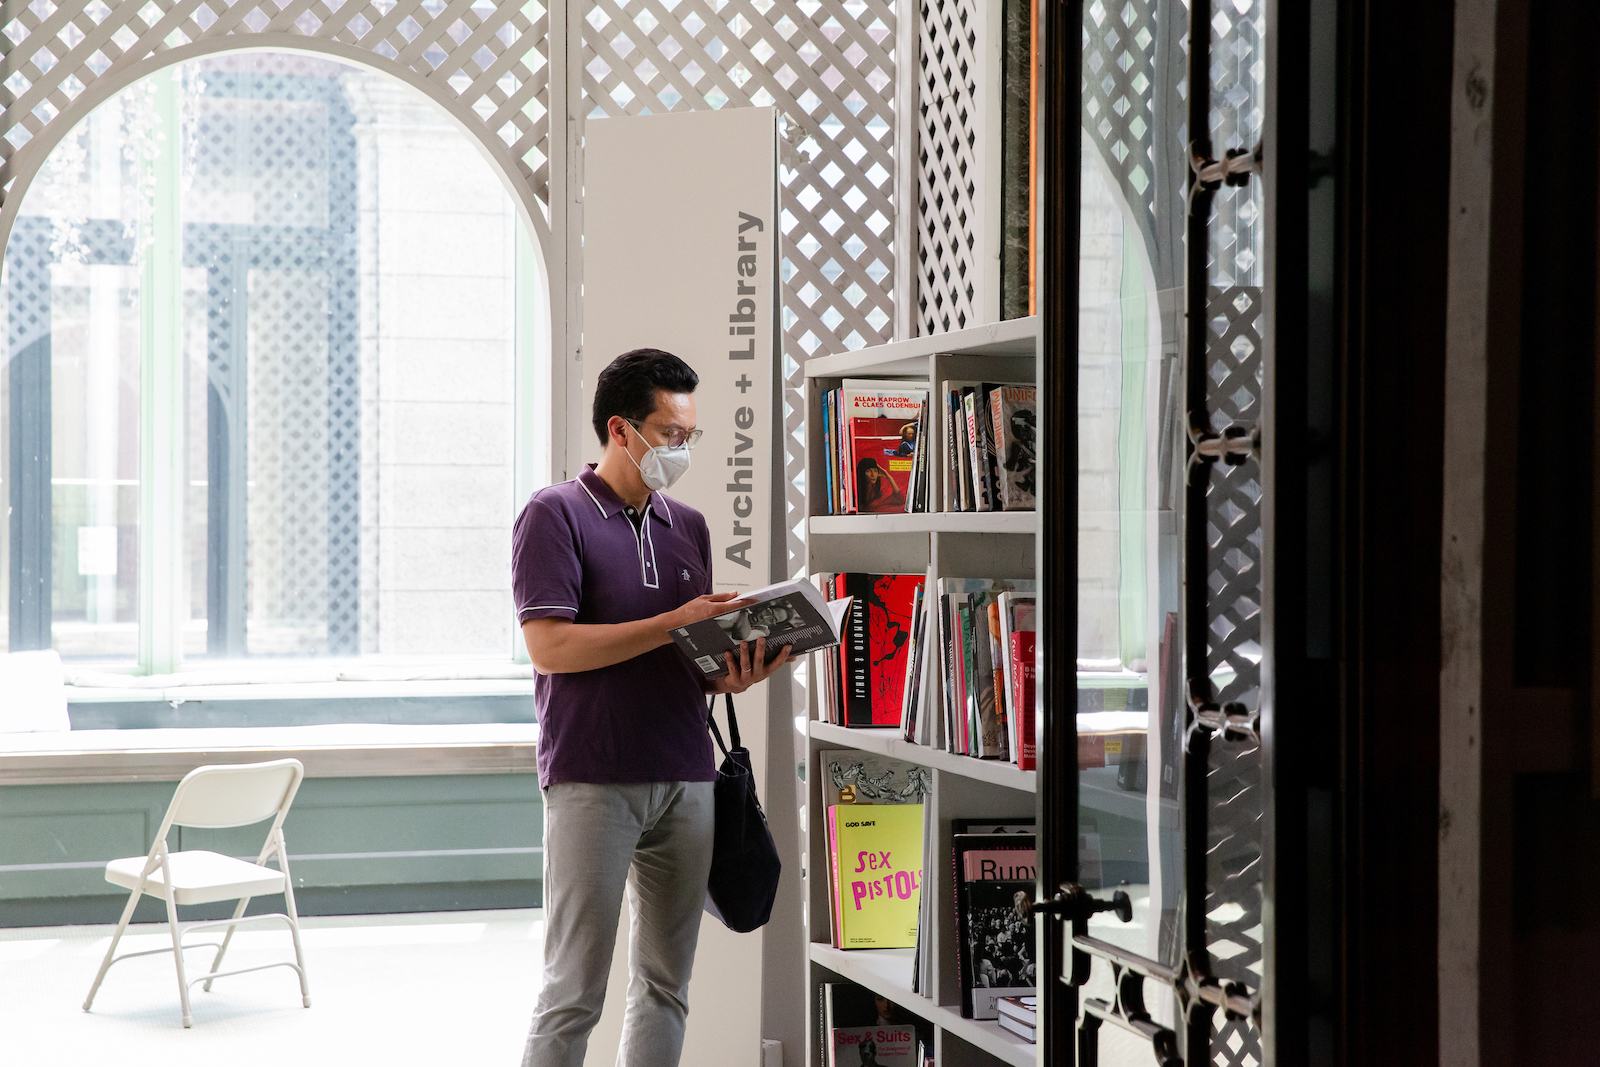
[868,574,924,726]
[842,387,926,514]
[1011,629,1037,770]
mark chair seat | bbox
[106,850,287,907]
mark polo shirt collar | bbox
[577,464,675,526]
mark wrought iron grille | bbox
[1071,0,1268,1058]
[0,0,551,217]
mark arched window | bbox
[1,51,547,669]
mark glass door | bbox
[1037,0,1268,1062]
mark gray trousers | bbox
[523,780,715,1067]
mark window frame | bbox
[10,62,552,682]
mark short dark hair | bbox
[591,348,700,447]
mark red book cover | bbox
[842,389,924,514]
[1011,630,1037,770]
[867,574,924,726]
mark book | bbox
[988,384,1037,510]
[937,578,1035,756]
[835,573,872,724]
[955,596,978,754]
[968,593,1004,758]
[822,984,916,1067]
[898,582,928,740]
[831,573,924,727]
[997,994,1037,1024]
[986,600,1008,761]
[953,834,1037,1018]
[842,386,926,514]
[1010,627,1037,770]
[962,388,992,511]
[997,593,1037,769]
[668,577,851,678]
[831,1026,916,1067]
[822,387,837,513]
[903,398,930,513]
[996,1013,1036,1043]
[948,819,1034,1010]
[946,387,971,511]
[819,749,932,806]
[869,574,924,725]
[830,803,925,948]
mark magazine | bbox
[997,593,1037,768]
[820,749,932,806]
[841,386,927,514]
[988,384,1037,510]
[668,578,852,678]
[830,803,925,948]
[821,984,917,1067]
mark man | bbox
[514,348,791,1067]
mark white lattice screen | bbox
[580,0,900,572]
[0,0,552,232]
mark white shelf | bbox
[805,317,1038,379]
[809,945,1038,1067]
[809,512,1037,535]
[810,721,1037,793]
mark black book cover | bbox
[837,572,873,725]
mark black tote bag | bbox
[704,693,782,933]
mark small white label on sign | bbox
[77,526,118,576]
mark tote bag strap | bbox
[706,692,742,757]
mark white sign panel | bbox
[581,107,779,1066]
[582,108,778,591]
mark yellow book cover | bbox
[833,803,926,948]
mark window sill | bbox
[0,722,540,785]
[64,676,538,704]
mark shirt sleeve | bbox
[513,496,582,622]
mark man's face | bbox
[615,389,698,457]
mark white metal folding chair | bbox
[83,758,312,1028]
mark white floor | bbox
[0,909,545,1066]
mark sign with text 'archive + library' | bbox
[582,108,780,1067]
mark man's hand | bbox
[708,636,793,695]
[663,591,755,632]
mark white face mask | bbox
[621,419,692,492]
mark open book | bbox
[669,578,853,678]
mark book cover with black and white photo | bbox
[952,833,1037,1019]
[668,578,851,678]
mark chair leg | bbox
[202,896,251,993]
[278,833,311,1008]
[83,887,142,1012]
[163,884,195,1028]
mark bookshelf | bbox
[803,317,1040,1067]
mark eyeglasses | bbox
[626,418,704,450]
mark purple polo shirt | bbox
[512,465,716,788]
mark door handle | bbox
[1024,882,1133,924]
[1024,882,1132,987]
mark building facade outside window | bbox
[1,51,544,668]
